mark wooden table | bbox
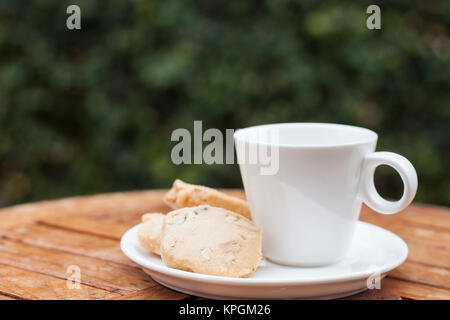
[0,190,448,300]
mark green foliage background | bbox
[0,1,448,207]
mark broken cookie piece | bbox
[138,213,165,255]
[163,179,252,220]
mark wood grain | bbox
[389,261,450,290]
[0,264,120,300]
[0,239,155,294]
[115,286,190,300]
[342,289,401,300]
[39,215,130,240]
[0,223,133,266]
[0,293,17,300]
[380,278,450,300]
[0,190,448,300]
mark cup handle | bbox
[359,152,418,214]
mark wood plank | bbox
[0,189,244,229]
[390,223,450,249]
[0,263,120,300]
[70,191,170,225]
[342,289,401,300]
[0,190,169,229]
[360,203,450,233]
[406,239,450,269]
[115,286,190,300]
[0,223,134,266]
[404,205,450,230]
[0,238,155,294]
[359,205,411,229]
[0,293,17,300]
[38,216,131,240]
[389,261,450,290]
[381,277,450,300]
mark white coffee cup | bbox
[234,123,417,266]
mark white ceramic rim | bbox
[233,122,378,149]
[120,221,408,286]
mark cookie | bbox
[160,205,262,277]
[138,213,165,255]
[163,179,252,220]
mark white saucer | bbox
[120,222,407,299]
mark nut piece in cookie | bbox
[138,213,165,255]
[163,179,252,220]
[160,205,262,277]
